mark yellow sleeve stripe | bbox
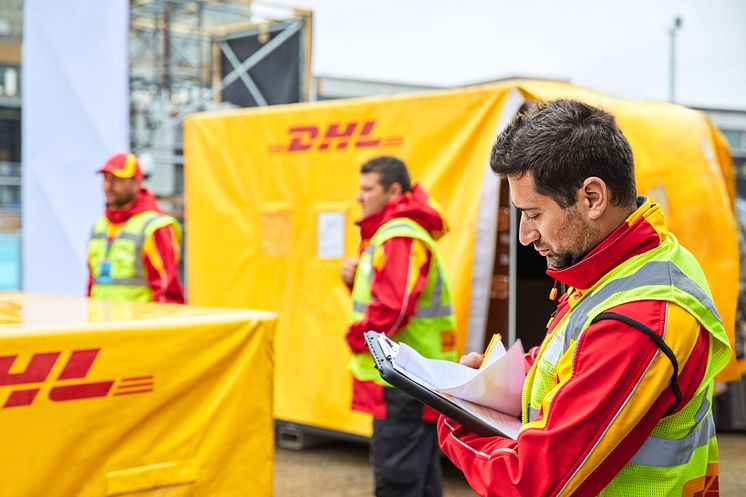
[142,224,181,275]
[557,303,701,497]
[407,239,429,294]
[372,243,386,271]
[142,232,165,275]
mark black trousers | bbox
[370,388,442,497]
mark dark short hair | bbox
[490,99,636,208]
[360,156,411,193]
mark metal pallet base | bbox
[275,420,368,450]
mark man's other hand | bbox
[459,352,485,369]
[341,258,358,287]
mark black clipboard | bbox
[364,331,518,438]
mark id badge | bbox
[97,260,113,284]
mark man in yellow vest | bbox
[437,100,731,497]
[342,156,457,497]
[87,152,184,304]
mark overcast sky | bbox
[292,0,746,109]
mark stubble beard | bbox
[544,209,601,270]
[106,192,137,210]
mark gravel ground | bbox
[275,433,746,496]
[274,440,476,497]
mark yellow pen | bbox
[479,333,502,369]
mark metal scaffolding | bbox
[129,0,311,216]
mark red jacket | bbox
[437,201,710,496]
[87,188,185,304]
[347,184,449,421]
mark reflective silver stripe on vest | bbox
[134,215,169,281]
[352,244,377,313]
[414,267,453,318]
[378,222,452,318]
[629,387,714,467]
[364,244,376,284]
[554,307,668,496]
[563,261,719,353]
[352,267,453,318]
[105,277,149,287]
[528,407,540,422]
[92,213,167,287]
[90,230,144,243]
[543,259,718,495]
[354,299,453,319]
[353,221,452,318]
[377,222,414,236]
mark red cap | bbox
[97,152,143,179]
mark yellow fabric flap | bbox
[106,460,197,495]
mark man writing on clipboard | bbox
[342,156,457,497]
[437,100,731,497]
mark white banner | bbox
[22,0,129,295]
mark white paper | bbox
[378,334,400,359]
[391,339,525,417]
[444,394,522,440]
[317,212,345,259]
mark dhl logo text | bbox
[0,348,154,409]
[268,120,403,153]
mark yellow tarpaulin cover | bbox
[0,293,276,497]
[184,80,739,438]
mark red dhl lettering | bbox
[0,349,154,408]
[268,120,404,153]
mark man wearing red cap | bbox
[87,152,184,303]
